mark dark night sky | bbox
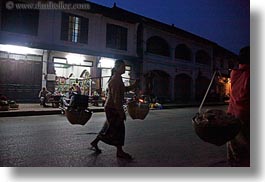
[88,0,250,55]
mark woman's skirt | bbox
[98,108,125,146]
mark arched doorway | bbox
[195,75,210,101]
[195,50,210,65]
[175,44,192,61]
[174,74,192,102]
[146,36,170,57]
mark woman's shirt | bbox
[227,64,250,120]
[105,74,125,112]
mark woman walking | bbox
[90,59,139,160]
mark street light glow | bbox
[0,44,36,54]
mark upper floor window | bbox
[195,50,210,65]
[1,0,39,36]
[61,13,88,44]
[175,44,192,61]
[146,36,170,57]
[106,24,128,50]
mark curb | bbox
[0,108,105,117]
[0,110,61,117]
[162,102,227,109]
[0,103,227,117]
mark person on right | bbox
[227,46,250,167]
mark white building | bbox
[0,0,237,103]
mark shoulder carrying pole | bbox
[198,71,217,113]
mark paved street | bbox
[0,106,229,167]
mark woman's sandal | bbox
[117,152,133,160]
[90,142,102,153]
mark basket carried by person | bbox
[192,109,241,146]
[65,108,92,125]
[191,71,241,146]
[127,100,149,120]
[63,94,92,125]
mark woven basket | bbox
[127,101,149,120]
[70,94,89,108]
[65,109,92,125]
[192,109,241,146]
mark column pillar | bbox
[171,47,175,61]
[191,71,197,101]
[170,76,175,101]
[41,50,48,88]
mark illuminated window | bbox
[68,16,80,43]
[61,13,88,44]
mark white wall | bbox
[0,9,138,58]
[38,10,138,57]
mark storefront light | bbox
[54,58,67,64]
[66,53,85,65]
[98,57,115,68]
[0,44,37,55]
[54,64,65,68]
